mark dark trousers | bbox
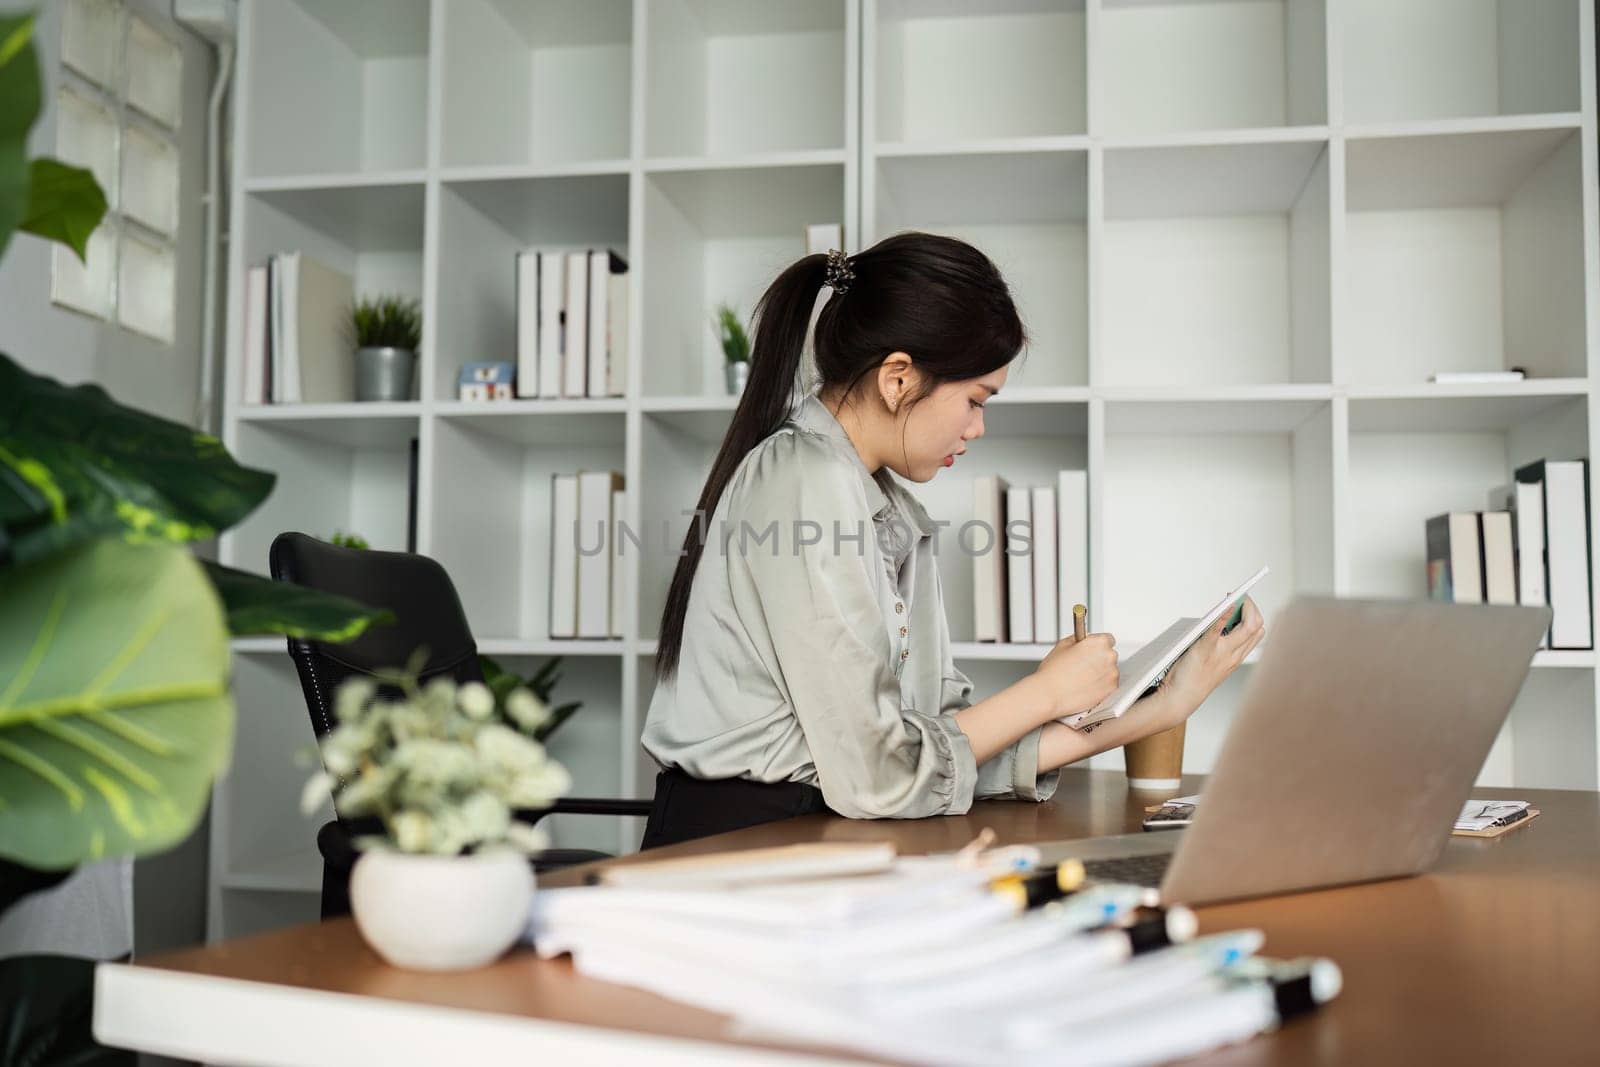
[640,768,835,850]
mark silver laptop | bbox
[1037,597,1552,906]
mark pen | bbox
[1015,956,1342,1065]
[989,858,1087,910]
[1003,929,1266,1045]
[1073,602,1088,641]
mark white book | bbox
[587,250,627,398]
[1005,486,1033,644]
[610,488,627,639]
[1429,370,1525,384]
[973,475,1009,642]
[537,250,565,398]
[241,263,268,404]
[577,471,623,639]
[1057,470,1088,637]
[1031,486,1058,642]
[806,223,843,255]
[1425,513,1483,604]
[607,269,629,397]
[1534,459,1593,649]
[1517,480,1548,647]
[293,253,356,403]
[268,252,290,402]
[1480,511,1516,605]
[564,251,589,398]
[1062,566,1270,730]
[549,473,579,639]
[515,251,540,398]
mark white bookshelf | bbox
[210,0,1600,941]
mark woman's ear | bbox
[878,352,915,414]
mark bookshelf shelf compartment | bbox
[1340,0,1580,126]
[1346,395,1588,602]
[1345,126,1586,386]
[1101,140,1331,388]
[872,150,1089,389]
[645,0,848,160]
[244,0,430,179]
[1098,0,1326,137]
[641,162,847,398]
[224,421,417,574]
[434,172,630,401]
[440,0,634,170]
[429,416,625,645]
[872,0,1086,145]
[1102,415,1335,642]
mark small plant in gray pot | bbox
[714,303,751,395]
[351,294,422,402]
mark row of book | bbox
[973,471,1088,644]
[549,470,627,640]
[515,248,629,399]
[1426,457,1592,649]
[240,250,355,404]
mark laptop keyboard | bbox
[1082,853,1173,888]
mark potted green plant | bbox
[350,294,421,402]
[1,9,391,1047]
[300,661,572,971]
[714,303,751,395]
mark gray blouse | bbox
[641,391,1060,819]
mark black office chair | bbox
[269,532,650,919]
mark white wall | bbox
[0,0,220,963]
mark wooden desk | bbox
[95,770,1600,1065]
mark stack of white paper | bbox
[526,852,1324,1067]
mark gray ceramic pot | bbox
[724,360,749,395]
[355,346,415,402]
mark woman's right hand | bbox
[1034,633,1120,719]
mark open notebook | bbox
[1061,566,1269,732]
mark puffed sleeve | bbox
[935,590,1061,805]
[724,433,980,819]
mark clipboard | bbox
[1453,808,1541,838]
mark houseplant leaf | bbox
[203,560,393,641]
[0,12,42,261]
[0,539,233,870]
[0,353,275,568]
[19,157,107,261]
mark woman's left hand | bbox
[1152,596,1266,723]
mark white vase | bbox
[348,848,533,971]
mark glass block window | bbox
[52,0,183,343]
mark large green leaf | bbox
[0,539,234,870]
[203,560,393,641]
[0,353,276,568]
[0,12,42,261]
[19,157,106,262]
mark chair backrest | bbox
[268,532,485,741]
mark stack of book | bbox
[516,248,629,399]
[548,470,626,640]
[240,250,355,404]
[1426,457,1592,649]
[526,843,1340,1066]
[973,471,1088,644]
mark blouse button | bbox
[894,602,904,614]
[899,626,908,637]
[901,649,910,660]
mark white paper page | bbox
[1061,565,1269,730]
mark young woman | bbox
[640,232,1264,848]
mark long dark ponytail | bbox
[655,231,1027,681]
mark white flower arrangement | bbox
[300,665,572,857]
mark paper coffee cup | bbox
[1124,721,1186,791]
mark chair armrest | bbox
[513,797,653,825]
